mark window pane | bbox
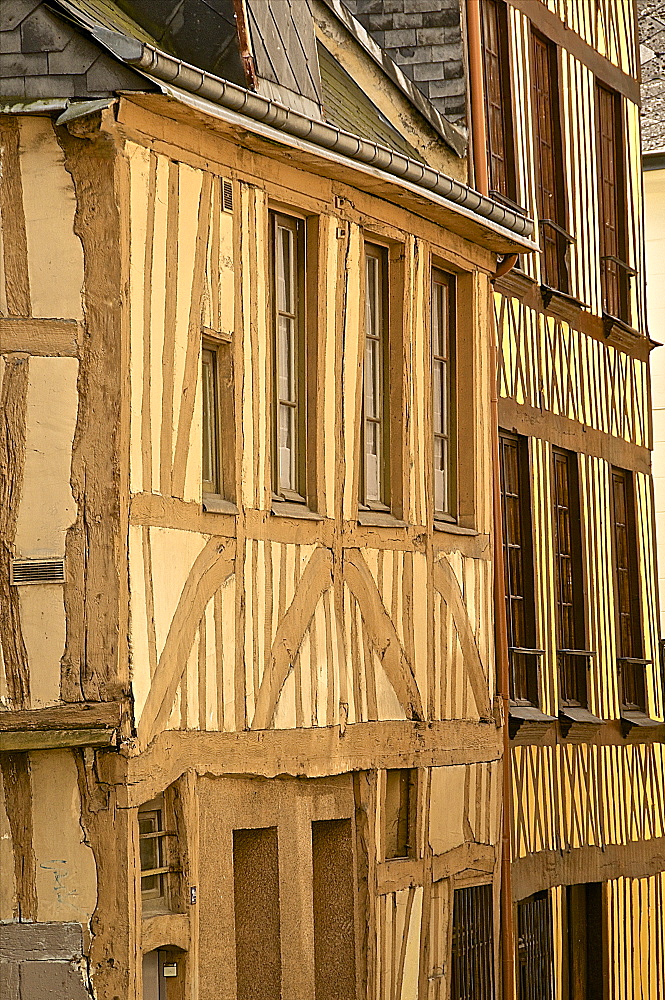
[202,349,218,492]
[363,247,387,506]
[272,214,304,497]
[432,271,452,517]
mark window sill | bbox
[559,706,603,738]
[271,500,323,521]
[540,284,587,314]
[433,520,477,536]
[508,705,557,740]
[357,510,408,528]
[202,495,238,515]
[620,710,664,737]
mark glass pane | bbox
[202,350,218,490]
[277,225,293,314]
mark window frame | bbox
[361,241,392,512]
[610,467,647,713]
[270,210,308,505]
[383,768,418,861]
[450,883,496,1000]
[201,334,235,505]
[530,30,571,293]
[552,448,590,708]
[431,266,457,523]
[595,82,631,324]
[517,891,554,1000]
[481,0,517,206]
[138,795,175,914]
[499,431,540,706]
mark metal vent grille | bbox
[10,559,65,586]
[222,178,233,212]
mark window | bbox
[271,212,306,502]
[499,433,539,705]
[596,84,631,323]
[311,820,356,998]
[362,243,390,510]
[531,33,570,292]
[517,892,554,1000]
[481,0,516,203]
[611,468,646,712]
[384,768,417,860]
[432,268,456,521]
[139,797,172,913]
[233,827,281,1000]
[565,883,605,1000]
[202,337,234,502]
[450,884,495,1000]
[552,449,589,707]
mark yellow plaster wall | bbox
[30,750,97,924]
[18,117,83,320]
[0,772,16,920]
[13,357,78,707]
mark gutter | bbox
[91,27,533,244]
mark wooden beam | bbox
[499,396,652,474]
[432,558,493,720]
[0,729,118,752]
[0,701,122,732]
[506,0,640,105]
[103,721,502,805]
[0,317,80,357]
[343,548,424,722]
[252,547,334,730]
[511,836,665,900]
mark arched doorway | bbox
[142,947,186,1000]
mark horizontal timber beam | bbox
[102,720,503,805]
[0,728,117,752]
[0,317,80,357]
[0,702,122,731]
[499,397,652,475]
[506,0,640,105]
[511,837,665,899]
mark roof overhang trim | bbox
[92,27,534,250]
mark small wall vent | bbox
[222,178,233,213]
[10,559,66,586]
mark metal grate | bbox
[10,558,65,586]
[222,178,233,212]
[517,891,554,1000]
[451,883,495,1000]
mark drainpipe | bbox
[466,3,516,998]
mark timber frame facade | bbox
[484,1,665,997]
[0,1,663,999]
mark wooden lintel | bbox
[0,701,122,732]
[0,317,81,357]
[376,857,425,894]
[0,728,117,752]
[104,721,502,805]
[498,396,652,476]
[432,842,497,883]
[511,836,665,900]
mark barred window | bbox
[451,884,495,1000]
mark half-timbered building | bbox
[0,1,663,999]
[481,0,665,996]
[0,2,533,998]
